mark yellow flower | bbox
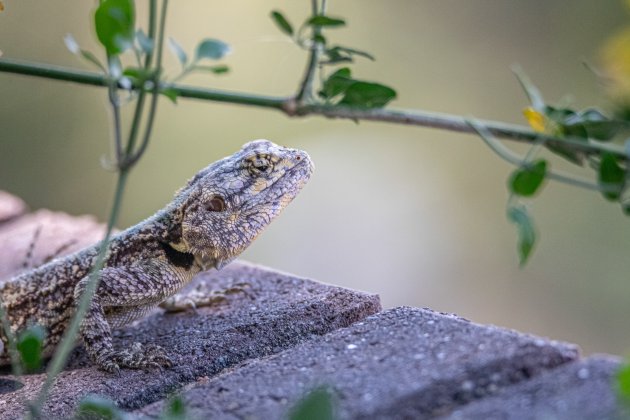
[601,26,630,99]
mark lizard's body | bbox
[0,140,313,372]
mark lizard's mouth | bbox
[194,252,215,271]
[192,249,236,271]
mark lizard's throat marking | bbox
[160,242,195,270]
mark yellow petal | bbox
[601,26,630,97]
[523,107,547,133]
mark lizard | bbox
[0,139,313,373]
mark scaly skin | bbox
[0,140,313,373]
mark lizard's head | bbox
[176,139,313,270]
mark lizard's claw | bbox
[99,342,172,372]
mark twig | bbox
[295,0,324,103]
[0,57,624,160]
[467,118,613,192]
[123,0,168,169]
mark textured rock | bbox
[0,191,27,225]
[0,262,380,419]
[0,209,107,280]
[136,306,579,419]
[442,355,628,420]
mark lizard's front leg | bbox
[74,260,197,373]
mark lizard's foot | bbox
[160,282,252,313]
[97,343,172,373]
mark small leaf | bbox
[63,33,80,54]
[321,48,353,65]
[339,81,397,108]
[162,395,186,420]
[513,65,545,111]
[193,64,230,74]
[507,205,536,267]
[123,66,149,80]
[168,37,188,68]
[94,0,136,56]
[64,34,107,72]
[330,46,375,61]
[80,50,107,72]
[17,325,45,372]
[195,38,231,61]
[313,34,327,45]
[319,67,353,99]
[270,10,293,36]
[77,395,126,420]
[136,29,154,54]
[599,152,625,201]
[289,387,334,420]
[509,159,547,197]
[566,108,623,141]
[617,363,630,403]
[160,88,179,104]
[306,15,346,27]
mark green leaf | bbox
[94,0,135,56]
[195,38,231,61]
[161,395,186,420]
[617,363,630,403]
[17,325,45,372]
[507,205,536,267]
[509,159,547,197]
[160,88,179,104]
[339,81,397,108]
[544,142,584,166]
[330,46,375,61]
[270,10,293,36]
[77,395,126,420]
[289,387,334,420]
[168,37,188,68]
[306,15,346,28]
[136,29,153,55]
[313,34,327,45]
[193,64,230,74]
[598,152,625,201]
[321,48,353,65]
[322,46,375,65]
[123,66,149,80]
[566,108,622,141]
[319,67,353,99]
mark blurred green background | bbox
[1,1,629,356]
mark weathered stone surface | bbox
[442,355,628,420]
[0,262,381,419]
[0,191,27,225]
[136,306,579,419]
[0,209,107,280]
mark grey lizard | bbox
[0,139,313,373]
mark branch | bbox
[0,57,626,160]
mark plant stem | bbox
[295,0,324,103]
[27,1,168,416]
[124,0,168,168]
[125,0,157,166]
[468,118,613,192]
[0,297,22,377]
[0,57,623,160]
[27,170,128,419]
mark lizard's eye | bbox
[206,196,226,212]
[252,157,271,174]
